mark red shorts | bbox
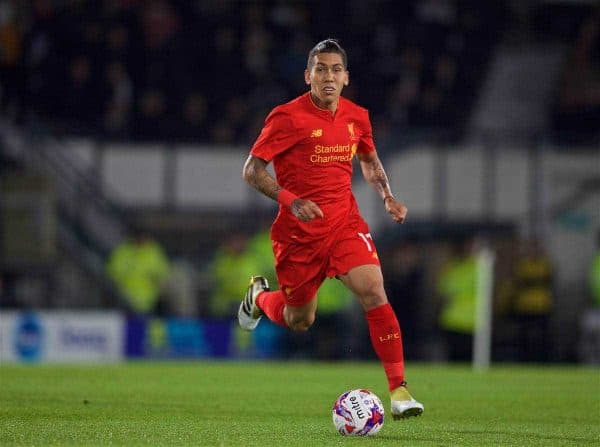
[272,223,380,307]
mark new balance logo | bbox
[379,332,400,342]
[311,129,323,137]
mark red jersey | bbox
[250,92,375,243]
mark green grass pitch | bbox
[0,361,598,446]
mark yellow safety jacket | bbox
[107,240,170,313]
[438,257,478,334]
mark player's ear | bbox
[344,70,350,86]
[304,69,311,85]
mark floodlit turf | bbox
[0,362,598,446]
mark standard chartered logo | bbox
[310,143,357,163]
[314,144,350,153]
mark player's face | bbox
[305,52,349,110]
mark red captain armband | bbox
[277,189,299,208]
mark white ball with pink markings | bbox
[332,388,385,436]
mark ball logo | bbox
[13,314,44,361]
[349,396,365,419]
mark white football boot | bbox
[237,276,269,331]
[390,381,424,420]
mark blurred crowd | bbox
[1,1,598,144]
[0,0,506,146]
[550,5,600,142]
[96,225,600,363]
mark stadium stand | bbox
[2,0,507,146]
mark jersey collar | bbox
[305,92,341,120]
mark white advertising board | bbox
[0,311,124,363]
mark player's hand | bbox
[385,197,407,224]
[291,198,324,222]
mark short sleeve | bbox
[356,109,375,154]
[250,108,299,161]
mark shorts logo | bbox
[358,232,374,252]
[311,129,323,138]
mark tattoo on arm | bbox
[243,156,282,201]
[361,154,392,198]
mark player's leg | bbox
[239,238,325,332]
[339,264,423,419]
[338,265,405,389]
[239,280,319,331]
[264,239,325,331]
[283,298,318,331]
[258,275,320,331]
[331,223,424,418]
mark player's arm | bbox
[357,151,407,224]
[242,155,323,221]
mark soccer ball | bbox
[332,389,384,436]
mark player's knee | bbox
[360,295,387,311]
[287,313,315,332]
[357,279,387,310]
[288,321,311,332]
[363,278,385,299]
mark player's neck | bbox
[309,92,338,115]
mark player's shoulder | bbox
[264,95,311,132]
[340,96,370,117]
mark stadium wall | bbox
[78,141,598,286]
[59,140,594,294]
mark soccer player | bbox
[238,39,424,419]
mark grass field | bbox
[0,361,598,446]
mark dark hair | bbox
[307,39,347,69]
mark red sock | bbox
[366,303,405,391]
[256,290,287,327]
